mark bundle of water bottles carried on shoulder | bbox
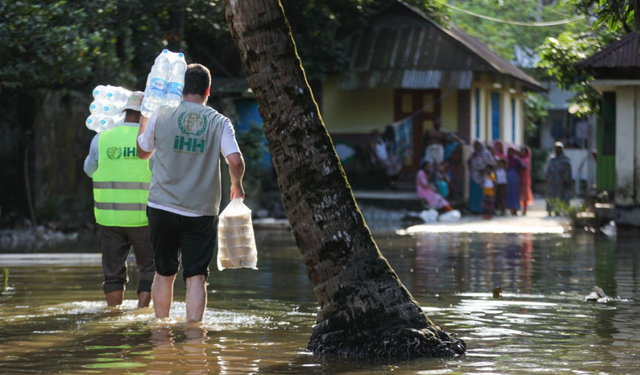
[141,49,187,117]
[85,85,132,133]
[85,49,187,133]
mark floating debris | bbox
[493,287,502,299]
[585,286,609,302]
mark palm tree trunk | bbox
[223,0,465,358]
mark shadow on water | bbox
[1,229,640,374]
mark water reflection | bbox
[0,231,639,374]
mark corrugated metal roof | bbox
[339,69,473,90]
[338,1,545,92]
[577,33,639,69]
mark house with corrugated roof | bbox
[577,32,640,226]
[321,0,545,196]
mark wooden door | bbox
[394,89,441,170]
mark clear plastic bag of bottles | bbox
[217,198,258,271]
[85,85,131,133]
[140,49,187,117]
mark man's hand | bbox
[230,183,245,201]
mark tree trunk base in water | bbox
[308,325,466,359]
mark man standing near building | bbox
[136,63,245,323]
[84,91,155,308]
[423,117,463,165]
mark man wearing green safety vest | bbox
[84,91,155,308]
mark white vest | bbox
[148,101,226,216]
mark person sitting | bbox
[416,161,453,212]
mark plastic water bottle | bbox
[86,115,100,131]
[101,103,118,116]
[86,85,135,133]
[141,49,187,116]
[165,54,187,106]
[105,87,131,107]
[141,50,171,117]
[98,117,115,132]
[89,100,106,115]
[92,85,108,100]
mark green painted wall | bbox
[597,93,616,191]
[321,76,394,132]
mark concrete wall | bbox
[321,76,394,132]
[615,86,636,206]
[470,74,525,146]
[441,89,458,133]
[606,85,640,226]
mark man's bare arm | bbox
[137,116,154,160]
[226,152,245,200]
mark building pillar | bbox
[457,89,471,144]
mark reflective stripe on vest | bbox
[92,125,151,227]
[93,181,151,190]
[95,202,147,211]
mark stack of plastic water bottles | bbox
[85,85,132,133]
[141,49,187,117]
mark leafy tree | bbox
[536,0,628,117]
[446,0,592,133]
[524,92,552,139]
[448,0,589,66]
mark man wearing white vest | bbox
[136,64,245,322]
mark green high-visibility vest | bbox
[93,125,151,227]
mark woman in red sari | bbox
[493,140,507,160]
[519,146,534,215]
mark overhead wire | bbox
[435,0,586,27]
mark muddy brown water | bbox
[1,230,639,374]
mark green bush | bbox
[531,148,549,183]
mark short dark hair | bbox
[183,63,211,96]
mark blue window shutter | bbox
[475,88,480,140]
[491,92,500,141]
[511,98,516,143]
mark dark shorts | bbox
[147,206,218,281]
[98,225,155,294]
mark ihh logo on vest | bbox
[175,112,208,154]
[106,146,138,159]
[106,146,122,160]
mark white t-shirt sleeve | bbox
[83,133,100,178]
[220,118,241,157]
[137,110,158,152]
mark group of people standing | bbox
[468,140,533,218]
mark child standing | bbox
[495,159,508,215]
[482,164,497,219]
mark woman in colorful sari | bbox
[505,147,525,215]
[519,146,534,215]
[493,140,507,160]
[467,141,493,214]
[416,161,453,212]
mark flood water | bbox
[1,230,639,374]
